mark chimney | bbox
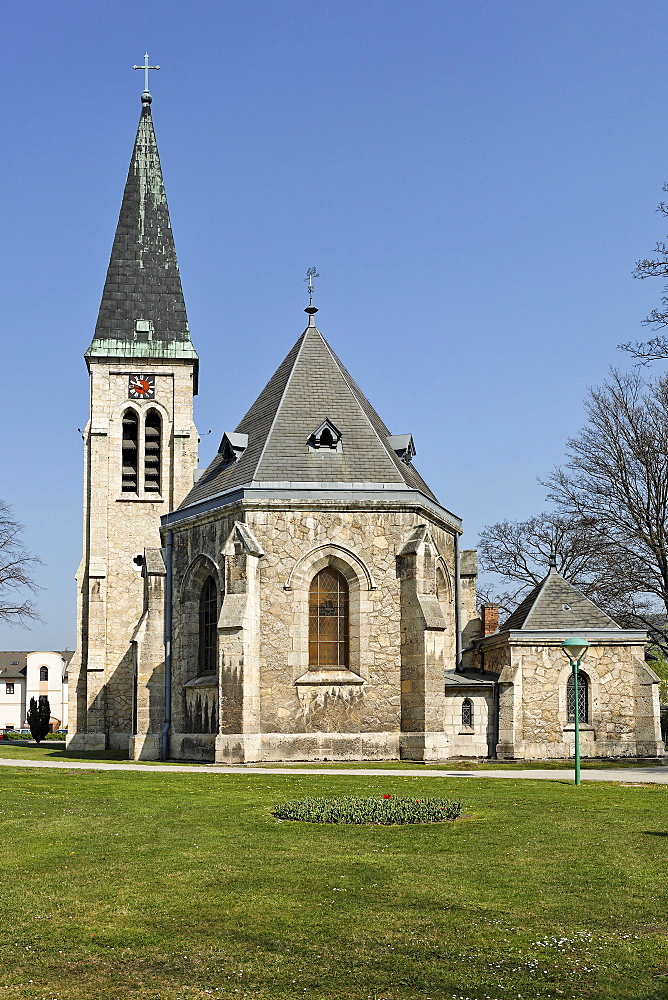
[481,604,499,636]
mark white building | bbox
[0,651,72,732]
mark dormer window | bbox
[387,434,416,465]
[134,318,154,340]
[219,432,249,465]
[308,419,342,453]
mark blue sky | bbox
[1,0,667,650]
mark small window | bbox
[307,419,342,452]
[309,568,349,668]
[39,667,48,682]
[5,683,14,695]
[144,409,162,494]
[461,698,473,728]
[121,409,139,493]
[567,671,589,724]
[199,576,218,675]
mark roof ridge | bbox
[252,329,309,480]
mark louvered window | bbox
[199,576,218,675]
[144,410,161,494]
[121,409,139,493]
[309,568,349,668]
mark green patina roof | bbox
[85,97,198,370]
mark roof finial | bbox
[304,266,319,324]
[549,550,558,572]
[133,52,160,104]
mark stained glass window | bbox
[309,568,349,668]
[567,671,589,723]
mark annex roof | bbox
[85,95,198,371]
[499,567,619,632]
[179,317,441,511]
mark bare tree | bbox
[620,184,668,362]
[0,500,40,624]
[477,512,635,618]
[545,370,668,652]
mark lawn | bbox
[1,767,668,1000]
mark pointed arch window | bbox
[199,576,218,675]
[144,409,162,494]
[121,409,139,493]
[567,671,589,724]
[309,567,349,668]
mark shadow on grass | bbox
[0,742,128,762]
[643,831,668,836]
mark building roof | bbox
[499,567,619,632]
[179,315,441,511]
[0,650,74,680]
[85,95,198,372]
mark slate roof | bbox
[85,96,198,368]
[499,568,620,631]
[180,316,440,510]
[0,651,73,678]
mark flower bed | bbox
[271,794,464,825]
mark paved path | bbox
[1,756,668,783]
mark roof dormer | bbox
[219,432,249,464]
[387,434,416,464]
[307,418,342,453]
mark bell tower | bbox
[68,75,199,751]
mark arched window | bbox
[121,409,139,493]
[461,698,473,728]
[567,671,589,723]
[199,576,218,675]
[144,409,161,494]
[39,666,48,682]
[309,567,349,668]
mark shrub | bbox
[26,697,50,743]
[271,794,464,825]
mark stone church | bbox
[67,86,664,762]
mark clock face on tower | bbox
[128,374,155,400]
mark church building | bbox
[67,80,664,763]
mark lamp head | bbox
[561,637,590,664]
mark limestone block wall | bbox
[168,500,459,761]
[444,688,495,757]
[70,357,198,752]
[482,633,663,759]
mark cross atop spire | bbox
[304,266,319,323]
[133,52,160,103]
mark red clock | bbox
[128,374,155,400]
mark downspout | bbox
[161,529,173,761]
[454,531,462,670]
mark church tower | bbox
[68,80,199,751]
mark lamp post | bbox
[561,637,589,786]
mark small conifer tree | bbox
[26,696,51,743]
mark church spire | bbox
[85,79,198,370]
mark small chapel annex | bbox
[67,82,663,763]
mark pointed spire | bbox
[85,90,198,370]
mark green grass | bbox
[1,767,668,999]
[0,740,665,769]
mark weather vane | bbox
[304,266,319,306]
[133,52,160,95]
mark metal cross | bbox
[304,266,319,305]
[133,53,160,93]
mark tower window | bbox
[39,667,48,682]
[144,409,162,494]
[199,576,218,675]
[121,409,139,493]
[309,567,349,668]
[567,672,589,724]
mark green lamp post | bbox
[561,637,590,786]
